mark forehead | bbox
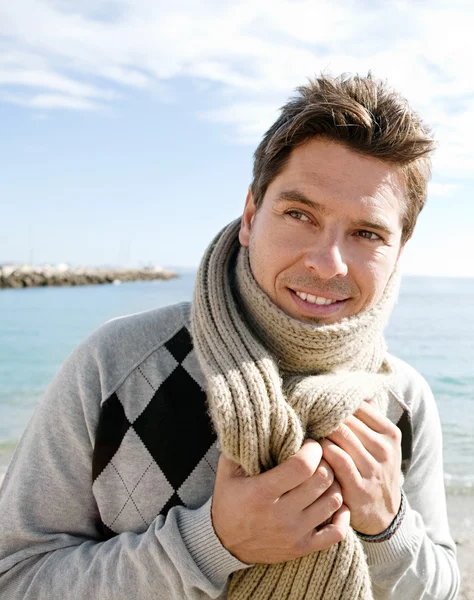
[267,139,406,218]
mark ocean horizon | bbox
[1,272,473,495]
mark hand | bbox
[211,439,351,564]
[321,400,402,536]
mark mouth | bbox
[288,288,350,317]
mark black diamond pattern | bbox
[97,521,118,540]
[92,327,218,538]
[397,409,413,476]
[92,393,131,481]
[160,492,184,517]
[133,364,216,490]
[164,327,193,363]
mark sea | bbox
[1,273,473,495]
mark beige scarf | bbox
[191,219,399,599]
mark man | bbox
[0,74,460,599]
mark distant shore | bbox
[0,265,178,289]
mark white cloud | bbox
[0,68,116,99]
[1,0,474,179]
[29,94,101,110]
[1,90,101,110]
[202,101,281,144]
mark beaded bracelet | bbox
[355,488,407,543]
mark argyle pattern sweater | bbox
[0,302,460,599]
[92,325,218,538]
[92,316,413,540]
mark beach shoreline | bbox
[447,493,474,599]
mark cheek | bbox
[355,252,398,302]
[248,229,273,285]
[249,227,294,298]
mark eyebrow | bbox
[274,189,396,237]
[274,190,330,214]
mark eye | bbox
[356,230,381,241]
[286,210,311,223]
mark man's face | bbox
[239,138,405,324]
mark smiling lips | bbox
[294,290,346,305]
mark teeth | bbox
[295,291,338,305]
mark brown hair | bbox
[251,73,436,244]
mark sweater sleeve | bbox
[360,369,460,600]
[0,335,247,600]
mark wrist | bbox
[355,488,406,543]
[211,496,252,564]
[180,496,251,586]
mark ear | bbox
[239,188,257,248]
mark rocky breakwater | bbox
[0,264,178,289]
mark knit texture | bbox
[191,219,400,600]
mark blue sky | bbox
[1,0,473,277]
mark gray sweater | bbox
[0,302,460,599]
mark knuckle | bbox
[316,460,334,488]
[376,444,391,463]
[390,425,402,443]
[382,420,401,442]
[364,461,377,478]
[339,425,352,442]
[291,455,317,480]
[329,492,343,513]
[332,524,348,543]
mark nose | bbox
[303,237,348,279]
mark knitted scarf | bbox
[191,219,399,600]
